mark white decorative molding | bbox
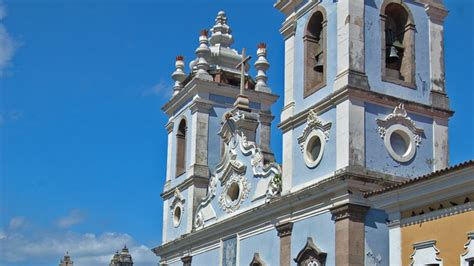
[170,188,185,228]
[461,232,474,266]
[401,202,473,227]
[410,240,442,266]
[297,109,331,168]
[218,173,251,214]
[376,103,424,162]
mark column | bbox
[276,222,293,266]
[331,204,369,266]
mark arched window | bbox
[381,1,415,87]
[304,8,327,97]
[176,119,187,177]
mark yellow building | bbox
[367,161,474,265]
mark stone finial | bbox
[194,29,213,81]
[254,43,271,93]
[209,11,234,47]
[171,55,186,96]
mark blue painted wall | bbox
[365,208,390,266]
[291,212,336,266]
[208,105,227,173]
[169,107,193,188]
[239,229,280,266]
[365,0,431,105]
[293,0,338,114]
[291,107,337,188]
[192,247,221,266]
[365,102,434,177]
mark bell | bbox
[313,56,324,72]
[386,45,399,63]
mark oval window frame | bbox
[303,130,326,168]
[384,124,416,163]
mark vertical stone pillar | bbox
[259,111,275,162]
[189,100,212,178]
[336,99,365,170]
[433,117,449,170]
[280,20,296,122]
[334,0,369,91]
[330,204,369,266]
[276,222,293,266]
[181,255,192,266]
[387,213,402,266]
[281,130,293,194]
[426,3,449,109]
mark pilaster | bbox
[259,111,275,162]
[336,99,365,170]
[433,117,449,170]
[330,203,369,266]
[334,0,369,91]
[189,100,212,177]
[426,3,449,109]
[276,222,294,266]
[282,129,294,194]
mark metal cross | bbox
[235,48,252,96]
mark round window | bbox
[173,205,182,227]
[384,125,416,163]
[303,130,326,168]
[226,182,240,203]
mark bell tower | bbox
[275,0,451,193]
[160,11,279,243]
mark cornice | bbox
[154,168,400,258]
[162,77,279,116]
[278,87,454,133]
[161,175,210,199]
[425,2,448,24]
[400,202,473,227]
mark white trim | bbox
[384,124,416,163]
[401,202,473,227]
[303,130,326,168]
[410,240,443,266]
[389,226,402,265]
[461,232,474,266]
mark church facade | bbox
[153,0,473,265]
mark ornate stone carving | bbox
[298,110,332,152]
[376,103,424,146]
[376,103,425,162]
[219,173,251,213]
[297,110,331,168]
[169,188,185,228]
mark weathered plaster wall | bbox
[192,247,220,266]
[208,105,227,173]
[290,107,336,188]
[401,211,474,266]
[365,208,390,266]
[239,229,280,265]
[293,0,337,114]
[365,0,431,105]
[365,103,434,177]
[291,212,336,266]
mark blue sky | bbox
[0,0,472,265]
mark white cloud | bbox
[8,217,26,230]
[0,230,157,265]
[55,209,87,228]
[0,0,17,77]
[142,80,173,98]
